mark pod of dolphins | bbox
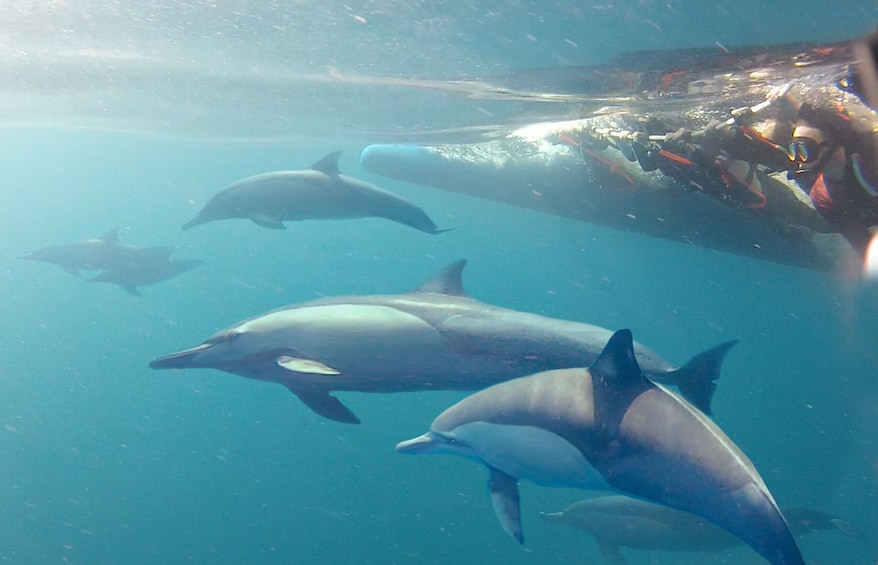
[24,148,843,564]
[20,228,204,296]
[20,152,450,294]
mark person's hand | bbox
[665,127,692,144]
[766,83,792,102]
[766,83,801,121]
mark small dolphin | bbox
[19,228,174,275]
[395,329,804,565]
[543,495,853,563]
[181,151,451,234]
[88,256,205,296]
[149,259,736,424]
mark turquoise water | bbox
[2,2,878,564]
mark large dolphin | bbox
[543,495,853,563]
[19,228,175,275]
[181,150,451,234]
[395,329,804,565]
[149,259,736,424]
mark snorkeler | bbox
[614,120,770,210]
[591,82,878,256]
[768,84,878,255]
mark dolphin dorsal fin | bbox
[309,150,343,176]
[591,330,654,439]
[100,228,120,244]
[591,329,648,389]
[412,259,468,296]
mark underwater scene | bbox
[2,1,878,564]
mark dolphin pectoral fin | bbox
[122,285,142,297]
[282,384,361,424]
[250,214,286,229]
[597,541,627,564]
[276,356,340,375]
[487,466,524,544]
[668,339,738,416]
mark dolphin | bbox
[149,259,736,424]
[542,495,854,564]
[395,329,804,565]
[19,228,175,275]
[88,256,205,296]
[181,150,451,234]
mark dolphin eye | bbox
[206,331,240,345]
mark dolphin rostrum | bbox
[395,329,804,565]
[542,495,853,563]
[181,150,451,234]
[149,259,736,424]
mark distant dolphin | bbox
[149,259,736,424]
[19,229,175,275]
[181,151,451,234]
[88,256,205,296]
[395,329,804,565]
[543,495,853,563]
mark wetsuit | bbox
[792,103,878,255]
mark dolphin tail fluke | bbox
[381,211,453,235]
[121,285,142,296]
[284,385,361,424]
[182,216,208,231]
[488,466,524,544]
[668,340,738,415]
[429,226,457,235]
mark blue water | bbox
[2,2,878,564]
